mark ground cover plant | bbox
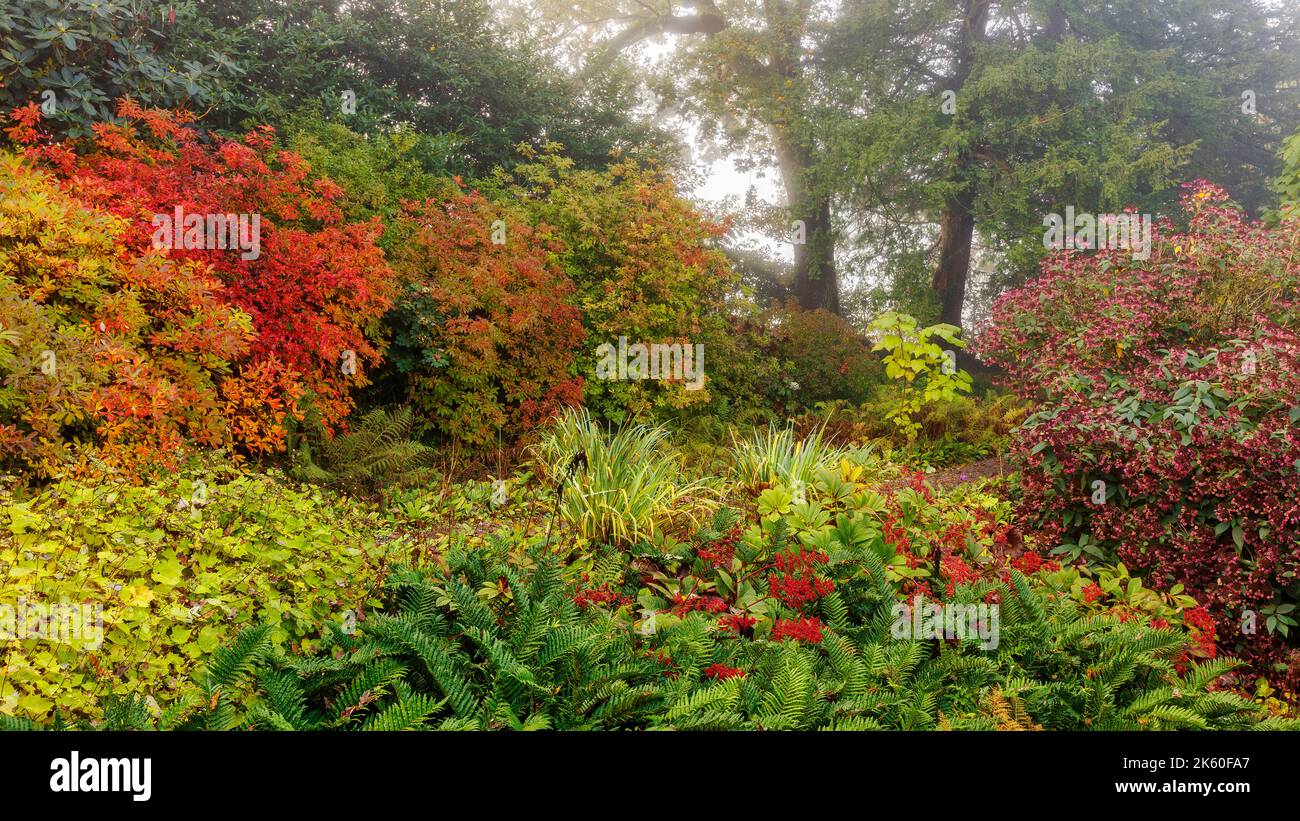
[7,453,1292,731]
[0,457,404,720]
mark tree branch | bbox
[583,1,728,75]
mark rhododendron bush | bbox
[8,101,396,434]
[979,183,1300,680]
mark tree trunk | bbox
[774,126,839,314]
[931,0,989,330]
[932,179,976,327]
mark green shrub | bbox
[764,300,881,406]
[868,311,973,439]
[1273,126,1300,222]
[280,114,456,233]
[0,458,404,722]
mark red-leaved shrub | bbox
[386,184,585,444]
[0,149,261,476]
[10,100,396,435]
[978,183,1300,679]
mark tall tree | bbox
[186,0,671,174]
[930,0,988,329]
[826,0,1300,328]
[557,0,846,313]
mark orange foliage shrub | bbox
[9,100,396,433]
[387,182,585,443]
[0,150,259,476]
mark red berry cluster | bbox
[771,617,823,644]
[704,663,746,680]
[767,548,833,610]
[573,583,633,610]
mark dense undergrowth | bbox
[3,418,1295,729]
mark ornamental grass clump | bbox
[730,422,846,490]
[535,408,715,545]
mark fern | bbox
[70,510,1289,734]
[290,406,434,491]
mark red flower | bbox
[1010,552,1060,576]
[768,571,834,610]
[882,515,911,553]
[1183,606,1217,658]
[1081,582,1104,603]
[671,593,728,615]
[907,469,934,501]
[941,553,979,597]
[773,548,828,574]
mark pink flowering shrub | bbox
[978,183,1300,680]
